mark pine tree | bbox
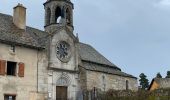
[139,73,149,90]
[166,71,170,78]
[156,72,162,78]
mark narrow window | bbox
[102,75,105,82]
[4,94,16,100]
[126,80,129,90]
[55,7,62,23]
[66,8,71,25]
[7,61,17,76]
[102,75,106,91]
[10,45,15,53]
[46,8,51,25]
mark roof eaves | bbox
[81,59,121,71]
[79,65,137,79]
[0,39,45,50]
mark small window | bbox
[10,45,15,53]
[4,94,16,100]
[126,80,129,90]
[7,61,17,76]
[102,75,106,91]
[102,75,105,82]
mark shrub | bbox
[83,88,170,100]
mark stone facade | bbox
[85,70,137,91]
[79,67,137,92]
[0,43,38,100]
[46,29,80,100]
[0,0,138,100]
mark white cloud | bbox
[154,0,170,9]
[159,0,170,5]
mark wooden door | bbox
[56,86,67,100]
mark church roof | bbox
[78,43,121,70]
[81,61,136,78]
[0,13,136,78]
[78,43,136,78]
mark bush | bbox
[83,88,170,100]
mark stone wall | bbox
[0,43,38,100]
[79,67,87,91]
[85,70,138,91]
[37,50,48,95]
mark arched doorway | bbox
[56,75,70,100]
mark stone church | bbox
[0,0,137,100]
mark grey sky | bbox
[0,0,170,82]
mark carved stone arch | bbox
[56,73,71,86]
[54,4,62,11]
[65,3,72,9]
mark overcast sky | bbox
[0,0,170,82]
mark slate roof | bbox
[0,13,136,78]
[78,43,121,70]
[81,61,136,78]
[0,13,48,49]
[77,43,136,78]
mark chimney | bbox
[13,3,26,30]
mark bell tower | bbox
[44,0,74,33]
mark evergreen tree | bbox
[156,72,162,78]
[139,73,149,90]
[166,71,170,78]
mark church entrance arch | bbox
[56,73,71,100]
